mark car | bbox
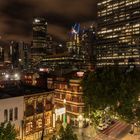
[97,123,108,131]
[105,118,112,125]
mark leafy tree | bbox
[50,134,57,140]
[0,122,17,140]
[82,67,140,124]
[59,125,78,140]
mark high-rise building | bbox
[96,0,140,67]
[2,41,31,69]
[10,41,19,68]
[18,42,31,69]
[67,23,81,55]
[31,17,47,63]
[81,25,96,65]
[0,46,4,62]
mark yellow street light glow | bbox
[14,73,18,78]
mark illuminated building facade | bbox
[67,23,82,56]
[24,91,54,140]
[51,72,86,128]
[22,72,48,89]
[97,0,140,67]
[39,54,86,71]
[31,17,47,63]
[0,82,54,140]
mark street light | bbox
[63,99,66,104]
[78,114,83,128]
[5,74,9,79]
[14,73,20,80]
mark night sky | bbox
[0,0,97,42]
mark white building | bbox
[0,96,24,139]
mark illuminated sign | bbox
[55,107,66,115]
[39,68,49,72]
[77,72,84,77]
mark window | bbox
[9,109,13,121]
[14,107,18,120]
[4,109,8,122]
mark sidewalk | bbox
[122,134,140,140]
[73,125,97,140]
[44,122,62,140]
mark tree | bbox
[0,122,17,140]
[50,135,57,140]
[82,67,140,124]
[59,125,78,140]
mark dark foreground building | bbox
[96,0,140,67]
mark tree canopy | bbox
[0,122,17,140]
[59,125,78,140]
[82,67,140,123]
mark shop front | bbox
[66,113,84,128]
[54,107,66,126]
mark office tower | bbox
[31,17,47,63]
[9,41,19,68]
[81,25,96,65]
[97,0,140,67]
[0,41,9,63]
[46,34,53,55]
[3,41,30,69]
[0,46,4,62]
[18,42,31,69]
[67,23,81,55]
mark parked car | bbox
[97,123,108,131]
[105,118,112,125]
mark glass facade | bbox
[97,0,140,66]
[31,17,47,62]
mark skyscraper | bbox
[67,23,81,55]
[96,0,140,67]
[31,17,47,63]
[81,25,96,65]
[5,41,31,69]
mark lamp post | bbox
[63,99,66,128]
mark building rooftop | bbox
[0,83,53,100]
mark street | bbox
[73,120,131,140]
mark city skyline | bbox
[0,0,97,42]
[0,1,140,140]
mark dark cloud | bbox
[0,0,97,42]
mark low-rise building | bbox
[0,84,54,140]
[52,72,86,128]
[0,95,24,140]
[24,90,54,140]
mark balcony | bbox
[66,110,81,116]
[54,98,84,106]
[25,105,34,117]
